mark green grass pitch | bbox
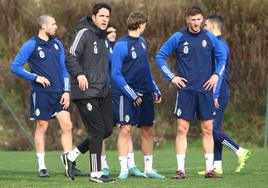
[0,146,267,188]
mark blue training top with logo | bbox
[155,28,227,94]
[213,36,230,99]
[10,36,70,93]
[111,35,161,101]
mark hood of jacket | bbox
[76,16,109,39]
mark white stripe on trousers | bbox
[222,140,237,152]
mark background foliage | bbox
[0,0,267,150]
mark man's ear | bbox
[92,15,96,23]
[185,17,189,24]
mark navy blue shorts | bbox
[174,90,215,121]
[113,93,154,127]
[30,91,70,120]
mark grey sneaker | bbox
[39,169,49,178]
[90,175,116,183]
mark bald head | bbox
[37,15,57,38]
[37,15,54,29]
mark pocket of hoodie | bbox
[87,72,108,84]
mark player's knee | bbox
[119,126,131,137]
[177,125,188,136]
[202,127,213,137]
[61,121,73,133]
[36,121,48,133]
[141,127,153,138]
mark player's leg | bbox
[173,119,189,179]
[139,93,164,178]
[56,110,72,152]
[30,91,53,177]
[127,136,144,176]
[213,97,250,172]
[101,141,109,176]
[200,120,214,172]
[198,92,221,178]
[117,125,131,179]
[35,120,49,177]
[99,90,113,176]
[172,91,193,179]
[72,99,115,183]
[56,110,87,177]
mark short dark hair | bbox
[107,20,117,29]
[185,5,203,17]
[92,3,112,16]
[37,14,53,29]
[206,15,224,30]
[127,11,148,31]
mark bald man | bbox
[11,15,77,177]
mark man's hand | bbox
[77,75,88,91]
[36,76,50,87]
[133,97,142,107]
[153,93,162,104]
[203,74,219,91]
[60,92,70,109]
[214,98,220,109]
[171,76,188,88]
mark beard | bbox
[189,25,201,33]
[45,31,55,38]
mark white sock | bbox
[101,155,109,169]
[127,152,136,169]
[205,153,214,173]
[67,147,81,162]
[36,152,46,171]
[176,154,185,172]
[90,171,103,178]
[236,147,245,157]
[213,160,222,169]
[119,156,128,174]
[144,155,153,173]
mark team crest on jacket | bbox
[131,47,137,59]
[202,40,207,47]
[87,103,93,111]
[125,115,130,123]
[54,43,59,50]
[93,41,98,54]
[35,109,40,116]
[176,108,182,117]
